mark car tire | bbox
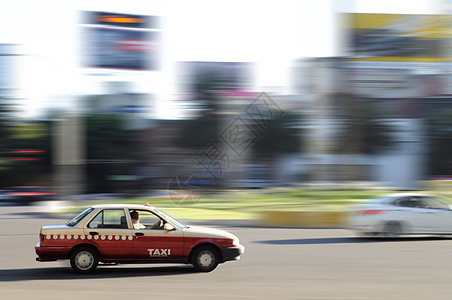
[383,221,402,238]
[191,246,219,272]
[70,246,99,274]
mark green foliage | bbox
[335,98,396,154]
[426,108,452,175]
[1,121,52,187]
[86,114,130,160]
[85,113,137,193]
[252,111,303,156]
[177,118,220,149]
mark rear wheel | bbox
[191,246,219,272]
[383,221,402,238]
[359,232,377,238]
[70,246,99,274]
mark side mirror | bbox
[164,223,175,231]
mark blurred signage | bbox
[84,11,159,29]
[344,14,452,62]
[82,11,160,70]
[112,105,148,113]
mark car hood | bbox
[182,226,238,240]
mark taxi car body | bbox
[35,204,244,273]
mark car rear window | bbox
[88,209,127,229]
[66,208,94,227]
[368,196,394,204]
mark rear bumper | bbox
[348,216,381,233]
[220,244,245,262]
[36,257,57,262]
[35,242,70,261]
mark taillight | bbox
[358,210,387,215]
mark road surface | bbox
[1,205,452,299]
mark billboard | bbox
[344,13,452,62]
[84,11,159,29]
[82,12,160,70]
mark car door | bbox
[84,208,133,258]
[392,196,434,233]
[418,196,452,233]
[405,197,445,233]
[129,209,185,261]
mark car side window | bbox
[422,197,449,210]
[88,209,127,229]
[131,210,163,230]
[411,197,428,208]
[395,197,418,208]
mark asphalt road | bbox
[2,205,452,299]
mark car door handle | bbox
[89,232,99,235]
[135,232,144,236]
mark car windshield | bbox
[66,207,94,227]
[369,196,395,204]
[154,208,185,229]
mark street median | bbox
[259,210,349,227]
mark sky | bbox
[0,0,442,119]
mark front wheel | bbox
[70,246,99,274]
[191,246,219,272]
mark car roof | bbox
[369,193,433,204]
[90,204,156,210]
[385,193,431,198]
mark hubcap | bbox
[197,250,214,269]
[75,251,94,270]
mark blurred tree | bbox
[1,122,52,187]
[86,114,130,160]
[85,114,134,193]
[426,108,452,175]
[335,97,396,155]
[192,69,225,114]
[252,111,303,156]
[177,118,220,149]
[177,68,226,149]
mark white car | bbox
[349,193,452,237]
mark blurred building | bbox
[83,82,152,130]
[295,66,452,188]
[0,44,20,121]
[294,13,452,188]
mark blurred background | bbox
[2,0,452,218]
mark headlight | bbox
[232,238,240,247]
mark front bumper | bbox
[220,244,245,262]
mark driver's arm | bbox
[146,220,162,229]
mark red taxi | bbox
[35,204,244,273]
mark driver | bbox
[130,211,162,230]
